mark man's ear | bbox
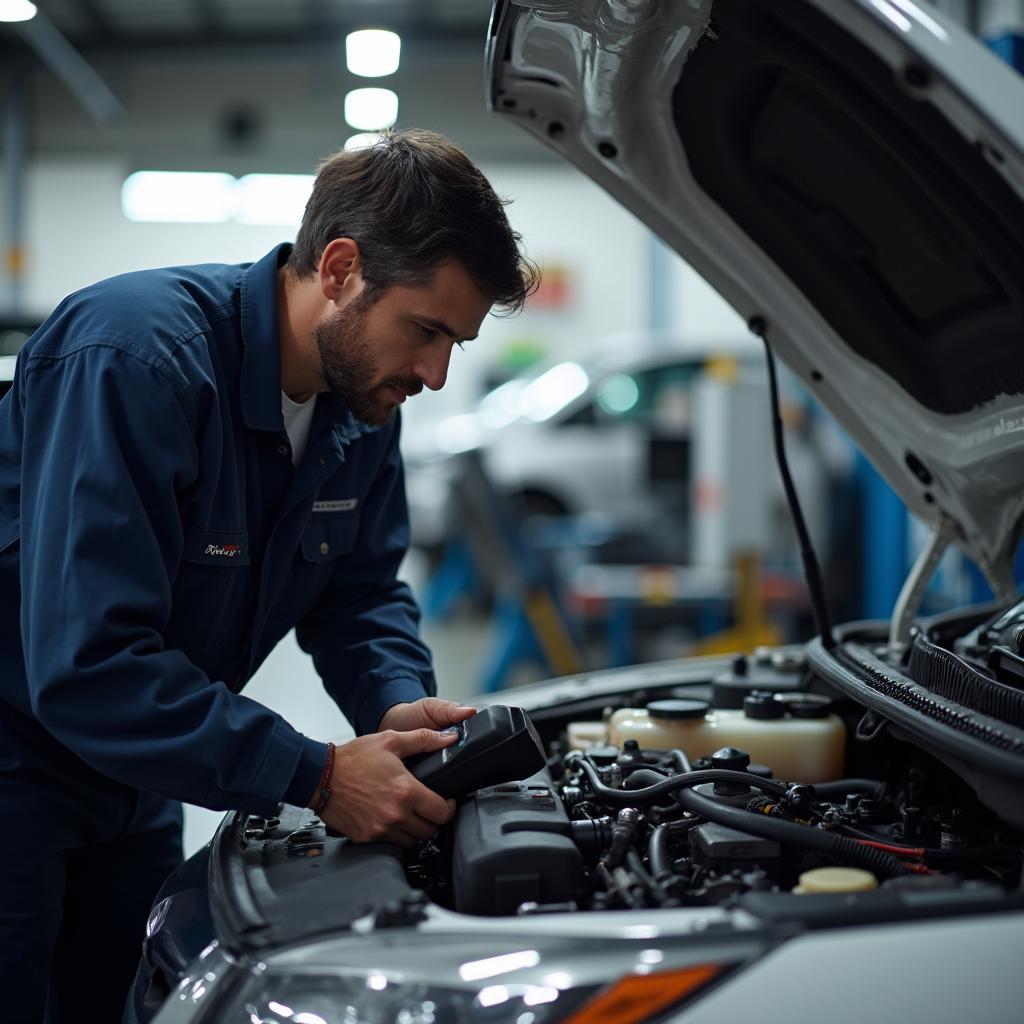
[319,237,363,303]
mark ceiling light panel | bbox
[121,171,236,223]
[346,29,401,77]
[0,0,37,23]
[344,88,398,130]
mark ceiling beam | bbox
[14,7,123,122]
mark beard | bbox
[313,292,422,427]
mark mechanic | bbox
[0,128,537,1022]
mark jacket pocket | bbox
[300,514,360,563]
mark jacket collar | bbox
[239,243,290,433]
[239,243,382,446]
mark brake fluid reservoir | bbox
[608,695,845,783]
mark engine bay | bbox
[407,606,1024,918]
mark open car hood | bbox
[487,0,1024,594]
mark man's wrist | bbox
[312,742,337,815]
[376,702,409,732]
[284,737,332,808]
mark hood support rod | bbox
[888,515,959,658]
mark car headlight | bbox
[205,931,729,1024]
[217,942,589,1023]
[231,971,583,1024]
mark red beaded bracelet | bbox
[313,741,336,817]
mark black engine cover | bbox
[452,773,584,915]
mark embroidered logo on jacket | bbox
[205,543,242,558]
[313,499,358,513]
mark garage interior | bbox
[2,9,1024,1024]
[0,0,1019,853]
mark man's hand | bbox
[312,729,460,845]
[377,697,476,734]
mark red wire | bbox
[854,838,926,857]
[852,838,935,874]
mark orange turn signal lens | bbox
[559,964,722,1024]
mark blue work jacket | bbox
[0,244,435,816]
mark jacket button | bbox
[320,541,330,555]
[277,445,289,456]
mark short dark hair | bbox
[285,129,539,315]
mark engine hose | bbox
[811,779,885,801]
[571,754,788,805]
[648,823,674,878]
[676,787,910,879]
[604,809,643,869]
[627,848,672,904]
[624,769,672,790]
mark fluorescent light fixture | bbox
[344,132,382,152]
[121,171,235,223]
[234,173,314,226]
[346,29,401,77]
[344,88,398,130]
[0,0,37,23]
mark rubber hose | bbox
[648,823,673,878]
[811,779,884,800]
[676,787,909,879]
[624,769,671,790]
[572,755,788,805]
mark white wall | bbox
[21,159,290,310]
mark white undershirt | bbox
[281,391,317,466]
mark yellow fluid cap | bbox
[793,867,878,894]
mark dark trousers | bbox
[0,702,183,1024]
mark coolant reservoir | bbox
[608,694,845,783]
[607,699,710,754]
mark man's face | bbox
[314,260,492,427]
